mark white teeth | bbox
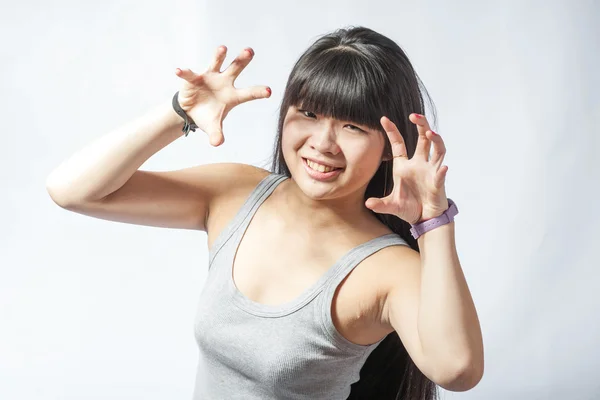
[306,159,336,173]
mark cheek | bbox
[282,124,310,155]
[345,137,384,168]
[281,128,305,169]
[281,130,297,155]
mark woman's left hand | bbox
[365,113,449,225]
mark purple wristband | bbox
[409,198,458,240]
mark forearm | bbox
[416,222,484,375]
[46,100,185,205]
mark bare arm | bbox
[46,101,184,206]
[415,222,484,389]
[46,45,271,231]
[383,223,484,392]
[45,101,222,231]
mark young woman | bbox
[46,26,484,400]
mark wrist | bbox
[414,214,442,225]
[417,199,450,223]
[409,199,458,240]
[172,91,198,137]
[416,220,455,240]
[142,101,187,140]
[162,101,187,137]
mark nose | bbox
[309,122,340,155]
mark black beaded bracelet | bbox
[172,91,198,137]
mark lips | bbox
[302,157,343,170]
[301,157,343,181]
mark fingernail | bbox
[266,87,272,95]
[246,48,254,56]
[414,114,422,119]
[431,130,437,136]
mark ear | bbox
[380,132,393,161]
[381,146,394,162]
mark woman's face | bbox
[281,105,387,202]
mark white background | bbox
[1,0,599,399]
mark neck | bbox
[278,177,377,234]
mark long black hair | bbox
[269,26,439,400]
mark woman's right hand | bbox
[174,46,271,147]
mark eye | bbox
[345,124,364,132]
[299,109,317,119]
[298,109,366,133]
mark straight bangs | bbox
[286,49,388,132]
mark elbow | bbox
[435,356,484,392]
[46,176,65,207]
[46,174,76,209]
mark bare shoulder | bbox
[204,163,271,247]
[200,162,271,201]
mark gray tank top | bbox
[192,173,408,399]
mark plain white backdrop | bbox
[1,0,599,399]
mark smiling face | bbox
[281,105,387,202]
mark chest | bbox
[209,215,393,347]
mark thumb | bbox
[175,67,198,83]
[236,86,272,105]
[365,197,389,214]
[207,124,224,147]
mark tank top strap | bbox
[208,172,288,267]
[328,233,409,283]
[318,233,410,352]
